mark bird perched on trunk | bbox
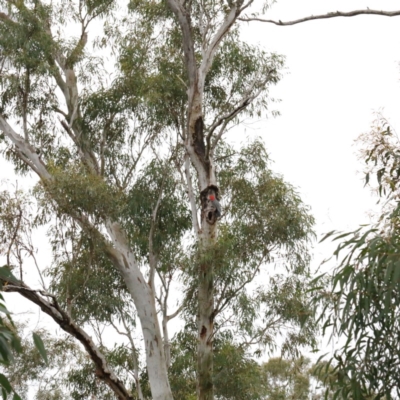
[208,194,221,218]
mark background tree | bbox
[262,357,311,400]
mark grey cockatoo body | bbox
[208,194,221,218]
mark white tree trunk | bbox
[106,221,174,400]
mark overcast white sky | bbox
[1,0,400,365]
[239,0,400,268]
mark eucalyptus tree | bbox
[1,0,400,399]
[316,116,400,399]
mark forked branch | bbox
[200,5,241,82]
[208,69,277,151]
[240,9,400,25]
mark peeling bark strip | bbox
[1,279,133,400]
[193,117,206,162]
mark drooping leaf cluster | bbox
[0,269,41,400]
[318,227,400,399]
[203,34,283,123]
[316,115,400,399]
[0,322,140,400]
[47,226,134,325]
[216,140,315,351]
[0,303,22,400]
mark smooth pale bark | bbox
[106,221,174,400]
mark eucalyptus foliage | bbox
[317,116,400,399]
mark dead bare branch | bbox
[239,9,400,26]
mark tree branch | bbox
[22,68,30,142]
[209,69,276,150]
[200,5,241,85]
[165,0,197,90]
[148,179,164,289]
[0,115,150,349]
[111,311,144,400]
[214,264,260,317]
[207,97,251,152]
[0,115,132,287]
[167,303,184,321]
[1,278,133,400]
[59,119,98,175]
[0,116,51,179]
[239,9,400,26]
[6,208,22,268]
[238,317,282,349]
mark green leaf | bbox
[309,273,326,285]
[0,336,13,364]
[365,172,370,186]
[0,374,12,394]
[0,267,18,285]
[33,332,48,365]
[12,393,22,400]
[319,231,336,243]
[0,304,10,315]
[10,335,21,354]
